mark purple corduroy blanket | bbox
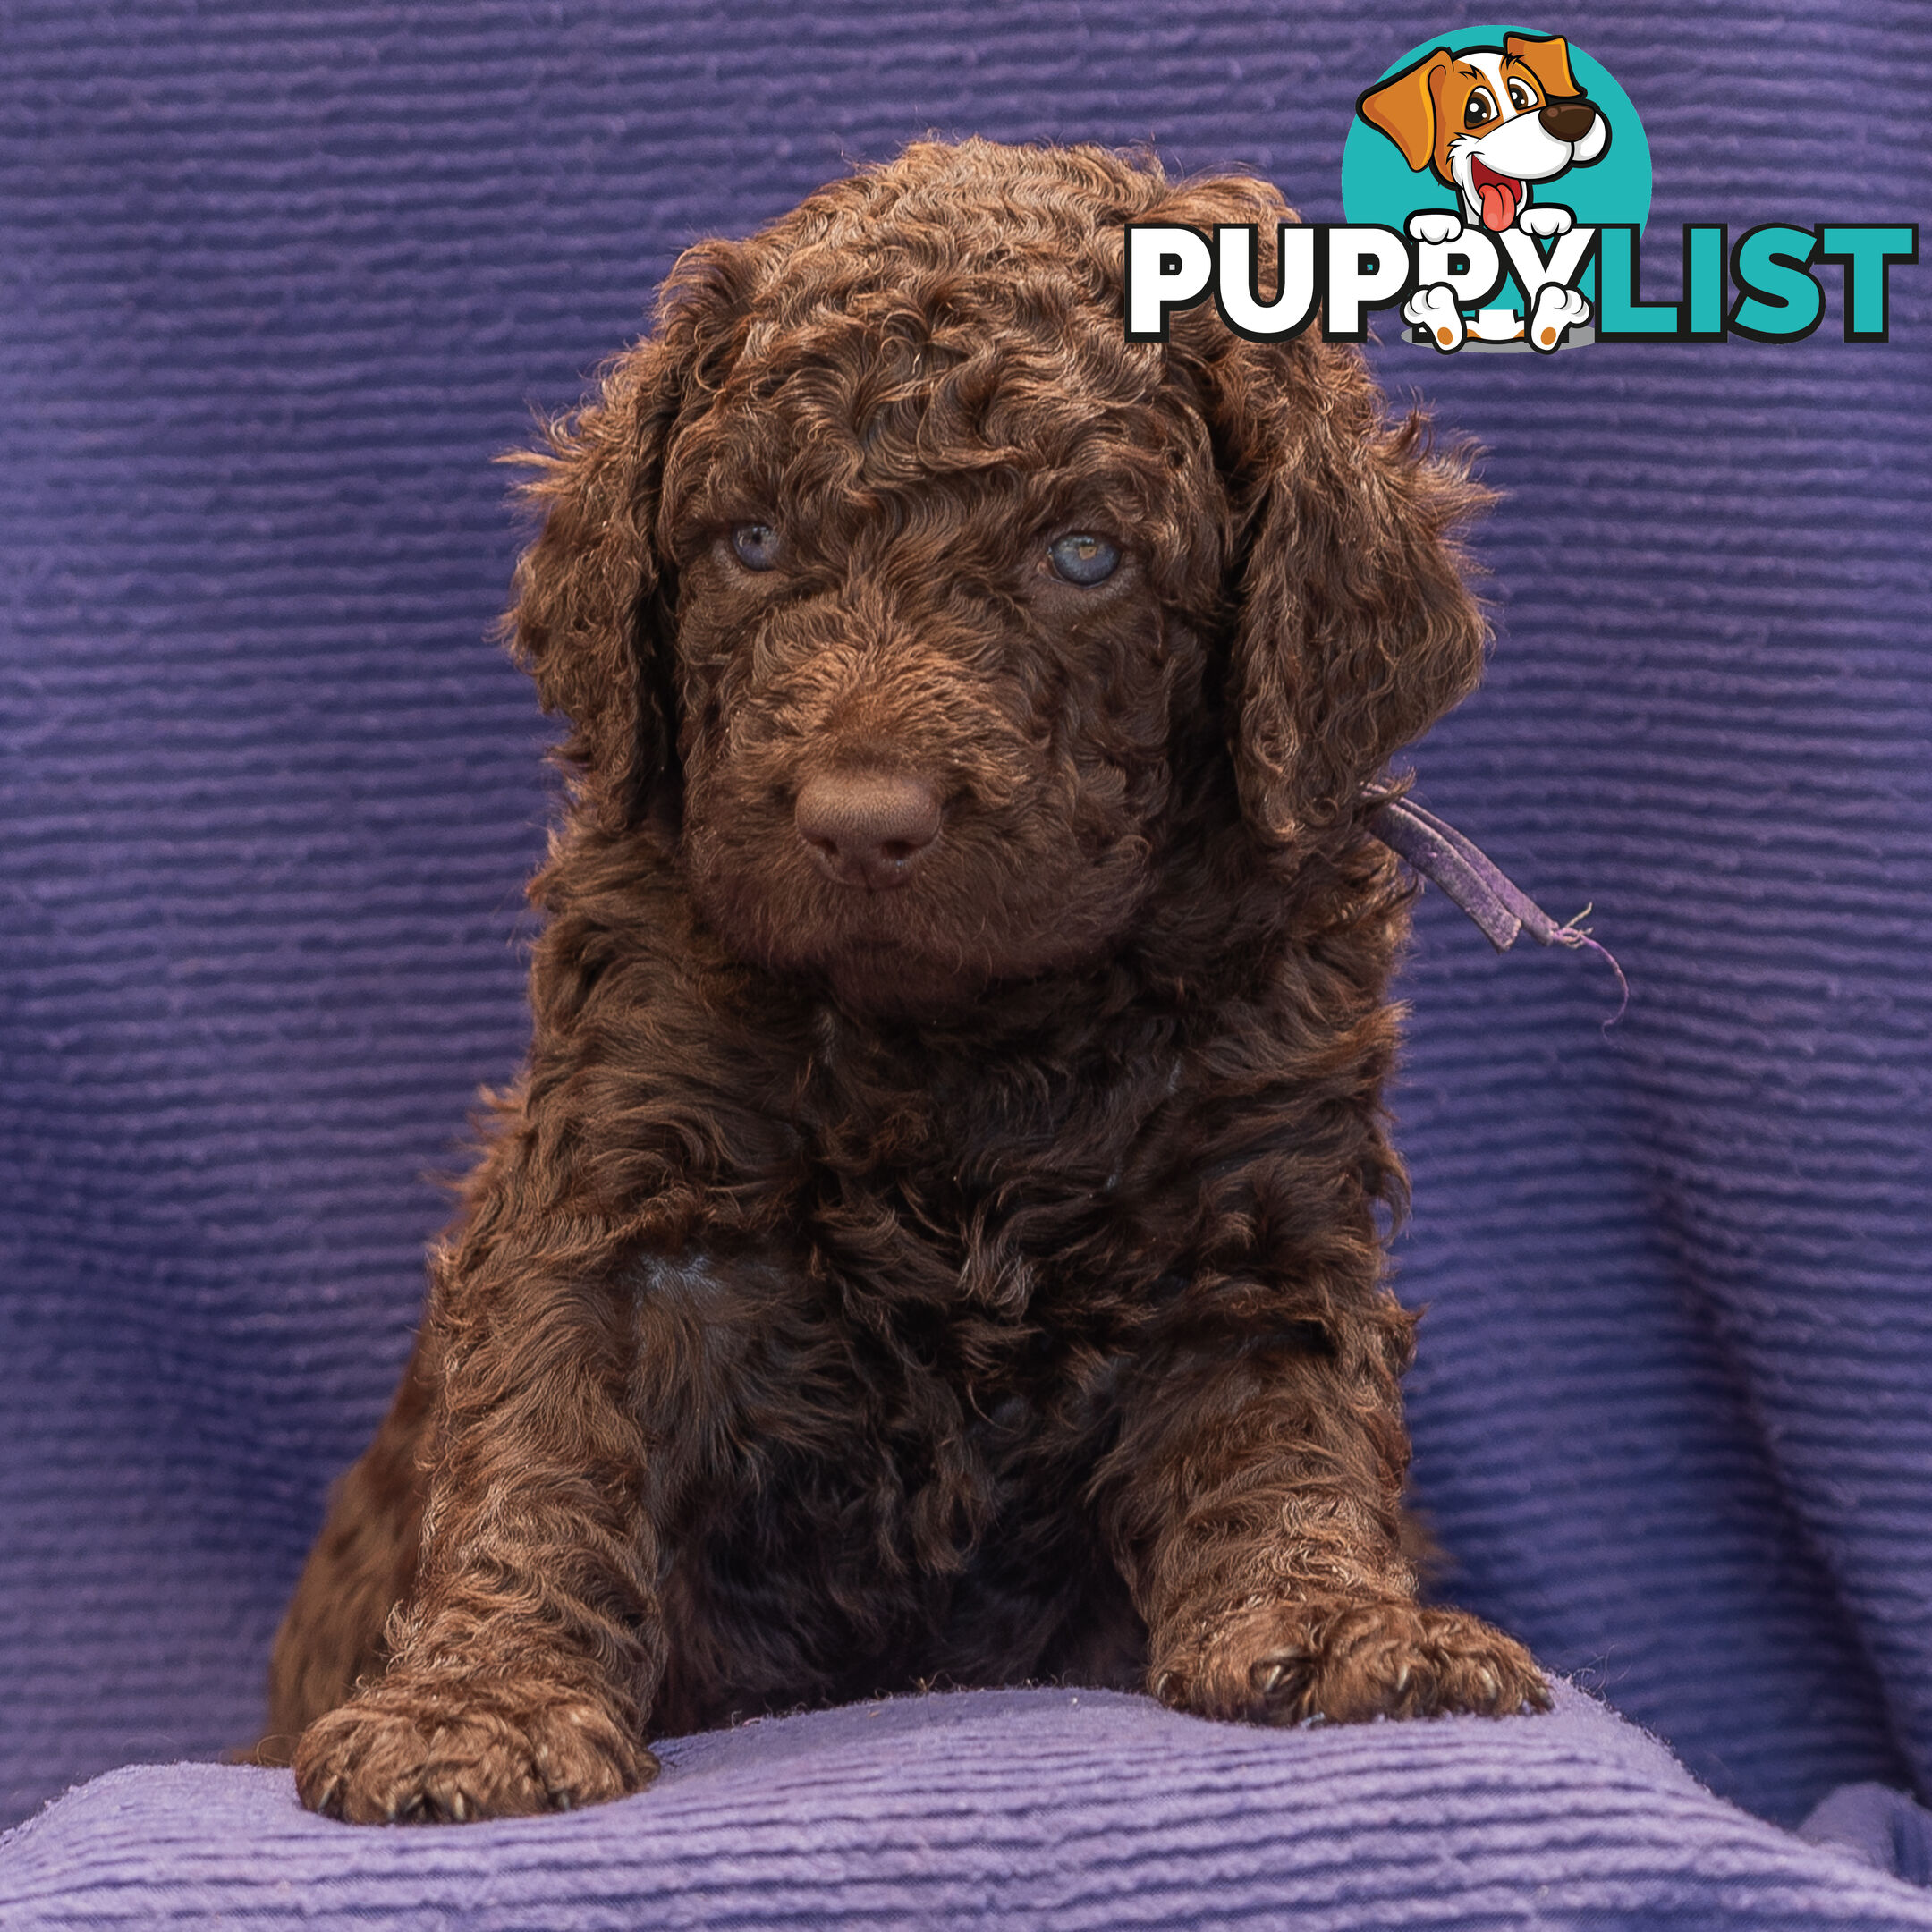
[2,1685,1930,1931]
[3,0,1930,1922]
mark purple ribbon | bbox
[1368,795,1629,1024]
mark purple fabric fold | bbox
[6,1684,1932,1932]
[1802,1783,1932,1887]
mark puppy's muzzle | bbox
[796,770,942,890]
[1538,97,1597,143]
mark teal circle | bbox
[1341,25,1650,235]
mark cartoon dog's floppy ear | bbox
[1150,178,1491,850]
[1504,31,1583,99]
[1356,48,1452,173]
[501,241,750,835]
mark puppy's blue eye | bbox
[1047,533,1119,586]
[731,522,780,571]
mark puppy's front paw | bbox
[1528,283,1590,352]
[294,1674,657,1823]
[1407,209,1463,245]
[1153,1598,1549,1726]
[1519,204,1574,238]
[1404,282,1466,352]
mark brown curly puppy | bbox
[261,137,1548,1825]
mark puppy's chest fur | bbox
[624,1021,1186,1717]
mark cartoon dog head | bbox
[1357,33,1609,233]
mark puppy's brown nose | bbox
[1539,97,1597,142]
[795,770,941,890]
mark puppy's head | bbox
[506,141,1487,1017]
[1357,34,1608,232]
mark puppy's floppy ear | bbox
[1504,32,1582,99]
[1355,49,1451,173]
[1151,177,1491,850]
[501,241,750,832]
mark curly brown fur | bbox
[259,138,1547,1825]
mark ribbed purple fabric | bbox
[4,1685,1931,1932]
[2,0,1928,1915]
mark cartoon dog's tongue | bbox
[1471,159,1522,232]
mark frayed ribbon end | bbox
[1547,907,1631,1029]
[1368,796,1630,1029]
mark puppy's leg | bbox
[1404,284,1467,353]
[1528,283,1590,352]
[292,1174,669,1821]
[1105,1326,1549,1726]
[253,1335,432,1763]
